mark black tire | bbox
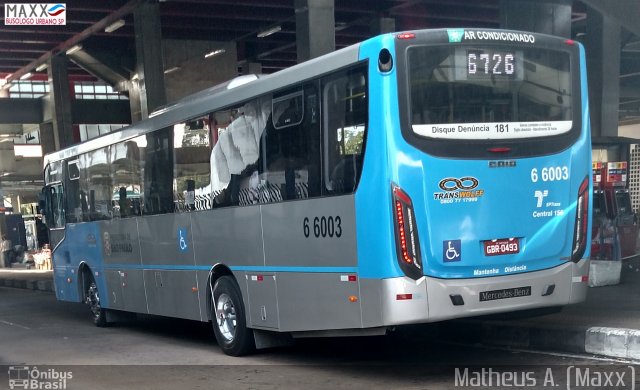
[211,276,255,356]
[85,275,108,327]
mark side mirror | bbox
[38,187,45,213]
[39,187,48,226]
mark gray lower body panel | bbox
[214,260,589,334]
[361,259,589,327]
[237,271,362,332]
[144,270,201,321]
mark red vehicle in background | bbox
[591,161,638,259]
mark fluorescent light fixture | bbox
[335,22,348,32]
[227,74,258,90]
[35,63,48,72]
[204,49,226,59]
[164,66,180,74]
[14,144,43,158]
[105,19,125,33]
[66,45,82,55]
[257,25,281,38]
[20,72,32,80]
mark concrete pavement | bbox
[1,261,639,361]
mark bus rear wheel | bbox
[85,277,108,327]
[211,276,255,356]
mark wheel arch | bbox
[206,263,236,321]
[77,261,93,300]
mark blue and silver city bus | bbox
[42,28,592,356]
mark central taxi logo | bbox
[434,176,485,203]
[534,190,549,207]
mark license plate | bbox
[484,238,520,256]
[479,286,531,302]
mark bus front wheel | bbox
[211,276,255,356]
[85,277,108,327]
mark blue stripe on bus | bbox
[102,264,358,273]
[231,266,358,273]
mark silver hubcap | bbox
[215,293,237,342]
[86,282,101,319]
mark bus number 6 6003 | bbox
[303,216,342,238]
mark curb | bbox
[477,322,586,354]
[0,278,54,293]
[586,327,640,360]
[434,320,640,361]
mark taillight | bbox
[570,176,590,262]
[392,184,423,280]
[396,32,416,40]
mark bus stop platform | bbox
[0,269,54,292]
[403,257,640,361]
[1,262,639,361]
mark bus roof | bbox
[44,42,360,166]
[43,27,562,166]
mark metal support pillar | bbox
[370,17,395,36]
[295,0,335,63]
[242,62,262,75]
[500,0,571,38]
[39,122,56,156]
[128,80,143,124]
[586,7,621,138]
[47,55,74,150]
[133,0,166,120]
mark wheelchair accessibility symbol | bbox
[178,228,188,253]
[443,240,461,262]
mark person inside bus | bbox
[118,186,132,218]
[271,97,310,200]
[1,235,12,268]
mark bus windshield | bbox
[409,45,572,141]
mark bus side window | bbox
[322,66,368,195]
[263,84,319,202]
[143,127,174,215]
[65,160,81,223]
[48,184,65,228]
[172,117,210,212]
[210,95,272,207]
[111,138,143,218]
[79,147,113,221]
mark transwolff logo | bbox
[4,3,66,26]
